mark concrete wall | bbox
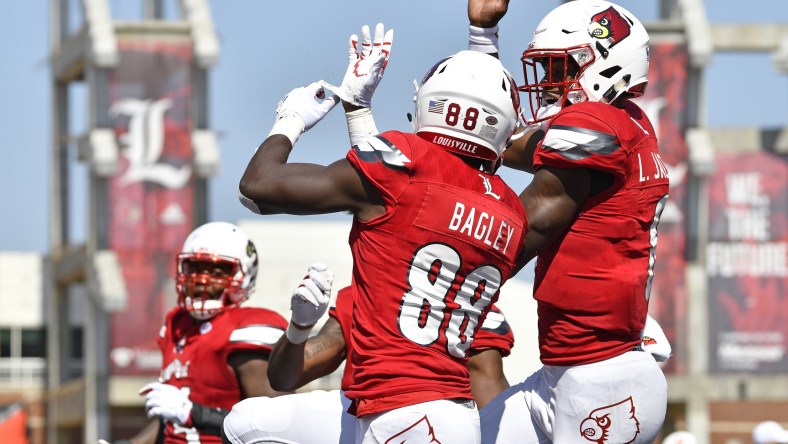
[0,253,43,327]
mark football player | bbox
[222,279,515,443]
[238,23,526,442]
[111,222,291,444]
[466,1,670,442]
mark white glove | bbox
[140,382,193,426]
[269,82,339,145]
[640,314,672,362]
[290,263,334,328]
[322,23,394,108]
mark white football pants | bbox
[481,350,667,443]
[223,390,355,443]
[356,398,481,444]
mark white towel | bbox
[640,314,672,362]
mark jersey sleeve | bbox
[534,104,627,179]
[328,286,351,323]
[471,305,515,357]
[225,308,288,355]
[328,286,353,349]
[346,130,416,205]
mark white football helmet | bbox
[176,222,258,320]
[520,0,650,123]
[414,50,520,165]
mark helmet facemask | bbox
[520,45,593,125]
[175,222,258,320]
[176,253,247,320]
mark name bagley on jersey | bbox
[448,201,517,255]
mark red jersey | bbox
[329,287,515,391]
[343,131,526,416]
[328,286,356,391]
[532,100,670,365]
[156,306,287,443]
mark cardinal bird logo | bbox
[588,6,632,48]
[384,415,442,444]
[579,397,640,443]
[641,336,658,347]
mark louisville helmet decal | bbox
[641,335,658,346]
[588,6,632,48]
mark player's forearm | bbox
[468,349,509,409]
[471,376,510,410]
[267,334,309,391]
[514,199,573,271]
[513,167,589,271]
[268,332,346,391]
[501,128,543,173]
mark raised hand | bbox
[290,262,334,328]
[468,0,509,28]
[322,23,394,108]
[275,82,338,133]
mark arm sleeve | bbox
[190,402,229,436]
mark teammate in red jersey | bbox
[462,1,670,442]
[110,222,290,444]
[332,8,670,442]
[238,29,526,441]
[222,279,515,444]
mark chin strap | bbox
[489,156,504,174]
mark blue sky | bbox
[1,0,786,254]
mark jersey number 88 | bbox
[397,243,502,358]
